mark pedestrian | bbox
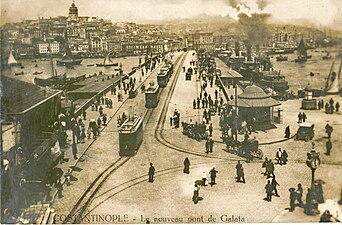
[170,116,173,126]
[148,163,155,183]
[271,175,280,197]
[193,184,200,204]
[82,111,87,120]
[297,112,302,123]
[281,150,288,164]
[235,161,245,183]
[296,183,304,207]
[72,142,78,160]
[266,159,274,178]
[276,148,282,165]
[55,179,63,198]
[215,89,218,99]
[326,139,332,155]
[193,99,196,109]
[64,168,72,186]
[208,123,213,137]
[209,167,218,186]
[319,210,334,222]
[87,127,91,139]
[336,102,340,112]
[102,114,107,126]
[325,102,329,113]
[315,183,324,203]
[329,97,334,106]
[97,117,102,129]
[284,125,290,138]
[289,188,296,212]
[209,138,214,153]
[305,188,313,215]
[265,180,273,202]
[262,157,269,176]
[325,123,333,138]
[205,139,210,154]
[183,157,190,174]
[201,172,208,186]
[197,98,200,109]
[80,126,86,143]
[302,112,307,122]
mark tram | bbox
[145,81,160,108]
[157,70,169,87]
[119,115,143,156]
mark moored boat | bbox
[276,55,288,61]
[96,53,118,67]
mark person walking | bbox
[276,148,282,165]
[72,142,78,160]
[183,158,190,174]
[209,167,218,186]
[235,161,245,183]
[148,163,155,183]
[205,139,210,154]
[55,179,63,198]
[209,138,214,153]
[271,175,280,197]
[208,123,213,137]
[298,112,303,123]
[193,99,196,109]
[336,102,340,112]
[265,180,273,202]
[289,188,296,212]
[296,183,304,207]
[193,184,200,204]
[326,139,332,156]
[282,150,288,165]
[284,125,290,138]
[262,157,269,176]
[302,112,307,122]
[268,159,275,178]
[325,123,333,138]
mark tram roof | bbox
[146,83,159,92]
[119,116,142,132]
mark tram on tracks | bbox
[145,81,160,108]
[157,63,173,87]
[119,115,143,156]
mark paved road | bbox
[52,50,342,223]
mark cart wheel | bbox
[256,149,263,159]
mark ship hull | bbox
[56,59,82,66]
[96,63,118,67]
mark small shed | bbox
[228,85,281,128]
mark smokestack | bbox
[246,44,252,61]
[235,42,240,56]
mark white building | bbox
[38,42,60,54]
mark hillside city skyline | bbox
[1,0,342,29]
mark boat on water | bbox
[276,55,288,61]
[325,61,341,94]
[33,71,43,75]
[56,45,82,66]
[7,49,22,67]
[294,38,312,63]
[14,71,24,76]
[259,70,289,93]
[96,53,118,67]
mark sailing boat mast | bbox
[48,42,55,77]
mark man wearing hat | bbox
[148,163,155,183]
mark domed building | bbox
[68,1,78,22]
[228,85,281,129]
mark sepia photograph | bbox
[1,0,342,223]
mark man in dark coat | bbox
[268,159,275,178]
[148,163,155,183]
[282,150,288,165]
[325,123,333,138]
[265,180,273,202]
[193,99,196,109]
[284,125,290,138]
[209,138,214,153]
[235,161,245,183]
[209,167,218,186]
[326,139,332,155]
[296,183,304,207]
[72,142,78,160]
[183,158,190,174]
[208,123,213,137]
[289,188,296,212]
[271,175,280,197]
[205,139,210,154]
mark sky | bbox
[1,0,341,28]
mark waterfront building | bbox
[38,41,60,54]
[191,32,215,51]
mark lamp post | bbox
[305,142,321,215]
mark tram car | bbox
[119,115,143,156]
[157,70,169,88]
[145,81,160,108]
